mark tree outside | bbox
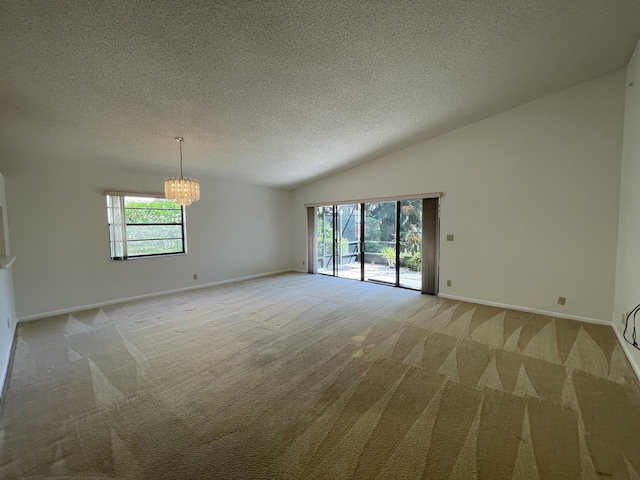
[124,197,183,256]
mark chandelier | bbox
[165,137,200,206]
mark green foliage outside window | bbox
[125,198,183,256]
[125,199,182,224]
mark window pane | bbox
[126,239,183,256]
[364,201,397,285]
[317,206,335,274]
[125,196,181,209]
[336,204,361,280]
[126,225,183,241]
[399,199,422,290]
[124,198,182,224]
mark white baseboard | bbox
[612,327,640,382]
[437,293,611,326]
[17,269,299,323]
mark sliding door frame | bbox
[360,203,366,281]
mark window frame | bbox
[105,191,187,260]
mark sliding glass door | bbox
[317,204,361,279]
[364,201,397,285]
[317,206,335,274]
[315,199,429,292]
[335,204,360,280]
[399,199,423,289]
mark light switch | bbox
[446,234,454,241]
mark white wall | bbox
[614,41,640,376]
[5,160,293,319]
[0,172,17,395]
[293,70,625,323]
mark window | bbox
[106,193,186,260]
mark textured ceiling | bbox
[1,1,639,188]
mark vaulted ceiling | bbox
[1,1,639,188]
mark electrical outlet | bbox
[447,280,452,287]
[193,274,197,280]
[558,296,566,305]
[446,234,454,241]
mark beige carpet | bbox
[1,273,639,479]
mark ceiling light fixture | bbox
[165,137,200,206]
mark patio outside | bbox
[318,260,422,290]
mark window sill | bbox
[0,256,16,269]
[111,252,186,261]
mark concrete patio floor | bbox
[318,261,421,290]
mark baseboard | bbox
[17,269,299,323]
[437,293,610,326]
[612,327,640,382]
[0,322,17,401]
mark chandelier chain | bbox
[178,137,184,179]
